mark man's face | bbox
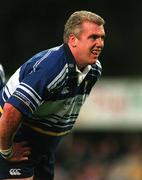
[73,21,105,68]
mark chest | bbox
[44,73,97,101]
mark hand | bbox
[8,141,31,162]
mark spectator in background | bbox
[0,64,5,90]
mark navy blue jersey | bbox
[0,44,102,136]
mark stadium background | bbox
[1,0,142,179]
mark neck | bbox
[77,64,87,71]
[68,43,87,70]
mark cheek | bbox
[81,44,89,52]
[77,42,90,56]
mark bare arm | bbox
[0,103,22,149]
[0,103,31,161]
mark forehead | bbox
[81,21,105,35]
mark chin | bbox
[90,59,97,64]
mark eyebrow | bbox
[88,34,105,39]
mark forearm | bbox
[0,103,22,150]
[0,116,18,149]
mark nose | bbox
[96,37,104,47]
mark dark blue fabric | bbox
[0,124,62,180]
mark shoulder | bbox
[0,64,5,88]
[20,44,66,78]
[93,60,102,69]
[37,45,67,76]
[0,64,5,73]
[23,45,68,88]
[26,44,65,67]
[91,60,102,77]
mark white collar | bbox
[76,65,91,84]
[76,65,91,74]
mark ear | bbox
[68,34,78,47]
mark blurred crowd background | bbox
[55,132,142,180]
[1,0,142,179]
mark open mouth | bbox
[91,50,100,56]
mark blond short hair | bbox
[63,10,105,43]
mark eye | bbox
[101,35,105,40]
[90,35,98,40]
[89,35,105,41]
